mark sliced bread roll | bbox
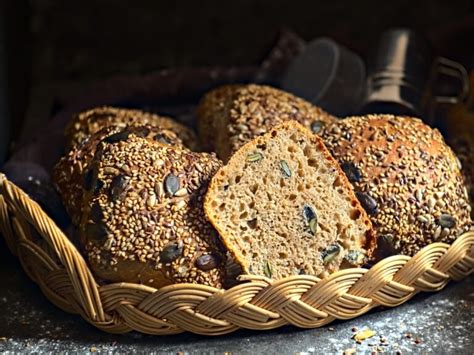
[205,121,375,279]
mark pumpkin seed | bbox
[109,175,128,201]
[246,152,263,163]
[345,250,365,265]
[160,242,183,263]
[438,214,456,229]
[321,244,341,265]
[341,162,361,183]
[310,120,325,134]
[195,253,220,271]
[104,129,131,143]
[263,260,273,278]
[303,205,316,221]
[164,174,180,195]
[90,203,104,223]
[133,126,150,138]
[302,205,318,235]
[309,217,318,235]
[153,133,172,144]
[280,160,291,178]
[85,222,108,242]
[356,192,378,215]
[375,234,397,259]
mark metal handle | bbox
[434,57,469,104]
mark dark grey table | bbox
[0,237,472,354]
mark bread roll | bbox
[205,121,375,279]
[80,130,225,288]
[321,114,472,258]
[197,84,336,161]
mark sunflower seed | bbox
[321,244,341,265]
[438,214,456,228]
[195,254,221,271]
[310,120,325,134]
[433,226,442,240]
[341,162,362,183]
[103,238,113,250]
[263,260,273,278]
[174,188,188,197]
[247,152,263,163]
[280,160,291,178]
[147,194,157,207]
[164,174,180,195]
[160,242,183,263]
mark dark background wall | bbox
[2,0,474,160]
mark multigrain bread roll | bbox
[448,137,474,219]
[65,106,198,150]
[197,84,336,161]
[205,121,375,279]
[80,131,225,288]
[320,114,473,258]
[53,125,185,225]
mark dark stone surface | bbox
[0,237,472,354]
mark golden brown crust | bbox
[321,114,473,258]
[197,84,337,161]
[197,84,243,152]
[205,121,375,279]
[80,134,225,289]
[53,125,185,225]
[65,106,198,150]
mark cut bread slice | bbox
[205,121,375,279]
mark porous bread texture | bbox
[320,114,473,258]
[53,125,184,225]
[205,121,374,280]
[65,106,198,150]
[197,84,337,162]
[80,132,226,289]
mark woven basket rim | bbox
[0,173,472,336]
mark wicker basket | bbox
[0,173,472,336]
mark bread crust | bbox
[65,106,198,150]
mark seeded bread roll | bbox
[448,136,474,219]
[53,125,185,225]
[80,133,225,288]
[205,121,375,279]
[321,114,473,258]
[65,106,198,150]
[197,84,337,161]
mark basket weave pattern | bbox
[0,173,473,336]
